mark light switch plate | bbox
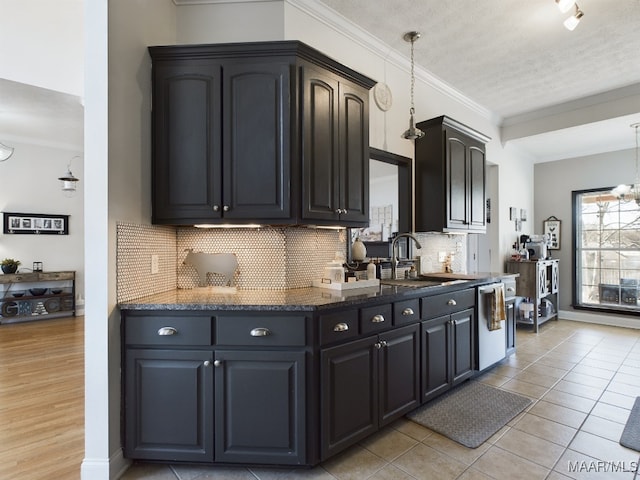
[438,251,446,262]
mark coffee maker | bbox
[526,234,550,260]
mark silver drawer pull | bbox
[157,326,177,336]
[506,287,515,293]
[371,314,385,323]
[250,327,271,337]
[402,307,414,316]
[447,299,457,306]
[333,322,349,332]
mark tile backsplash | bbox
[116,223,466,302]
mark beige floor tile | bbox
[546,471,573,480]
[569,431,640,465]
[393,443,467,480]
[529,400,588,429]
[512,412,577,446]
[500,378,548,399]
[176,466,258,480]
[532,356,577,372]
[612,372,640,386]
[562,371,611,389]
[359,427,418,462]
[541,388,597,413]
[475,371,511,387]
[490,364,523,378]
[590,402,632,424]
[617,364,640,377]
[599,391,637,410]
[368,464,417,480]
[541,351,586,364]
[321,444,387,480]
[421,431,490,465]
[391,418,433,442]
[455,467,495,480]
[552,380,604,401]
[495,428,565,469]
[514,370,561,388]
[120,463,178,480]
[580,415,626,443]
[607,381,640,397]
[524,363,571,379]
[249,466,336,480]
[471,446,549,480]
[484,424,510,444]
[578,357,620,372]
[570,364,616,380]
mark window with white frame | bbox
[573,188,640,314]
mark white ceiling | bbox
[318,0,640,161]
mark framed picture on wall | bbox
[543,216,561,250]
[2,212,69,235]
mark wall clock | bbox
[373,82,393,111]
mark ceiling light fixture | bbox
[0,141,14,162]
[563,4,584,31]
[401,31,425,141]
[555,0,575,13]
[58,155,81,197]
[612,123,640,206]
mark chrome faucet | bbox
[391,233,422,280]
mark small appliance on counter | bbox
[526,234,551,260]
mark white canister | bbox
[323,260,345,283]
[367,261,377,280]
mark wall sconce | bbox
[0,141,14,162]
[58,156,81,197]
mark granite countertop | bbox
[119,271,516,312]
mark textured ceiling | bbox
[318,0,640,121]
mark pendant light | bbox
[0,141,14,161]
[58,155,81,197]
[612,123,640,206]
[401,31,425,141]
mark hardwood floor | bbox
[0,316,84,480]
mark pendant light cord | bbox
[409,36,416,115]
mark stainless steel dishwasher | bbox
[477,283,507,371]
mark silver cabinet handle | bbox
[204,360,211,367]
[213,205,220,211]
[157,326,177,336]
[447,299,457,306]
[333,322,349,332]
[371,314,385,323]
[223,205,230,212]
[213,360,222,367]
[506,287,515,293]
[402,307,414,316]
[375,340,388,349]
[250,327,271,337]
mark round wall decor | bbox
[373,82,393,111]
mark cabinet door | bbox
[538,263,548,297]
[378,324,420,426]
[468,142,486,230]
[152,62,222,224]
[505,299,516,356]
[451,308,475,385]
[421,315,450,402]
[302,67,340,222]
[551,261,559,293]
[321,336,378,460]
[214,349,305,465]
[124,349,213,462]
[337,81,369,225]
[222,62,291,220]
[445,133,468,230]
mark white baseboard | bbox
[80,449,130,480]
[559,309,640,330]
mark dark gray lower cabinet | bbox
[320,324,420,459]
[125,349,214,462]
[421,309,474,402]
[214,349,306,465]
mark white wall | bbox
[0,142,84,305]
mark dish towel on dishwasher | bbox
[489,284,506,331]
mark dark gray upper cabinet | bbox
[414,116,491,233]
[149,41,375,226]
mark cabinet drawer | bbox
[421,288,475,319]
[503,278,517,299]
[38,272,74,281]
[319,309,359,345]
[125,314,213,346]
[393,298,420,326]
[216,315,306,346]
[360,303,392,335]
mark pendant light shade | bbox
[0,141,14,161]
[401,31,425,141]
[58,155,81,197]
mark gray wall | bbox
[534,148,634,313]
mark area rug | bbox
[620,397,640,451]
[406,381,532,448]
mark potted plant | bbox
[1,258,20,274]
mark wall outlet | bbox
[151,254,159,274]
[438,251,447,262]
